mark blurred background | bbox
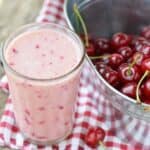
[0,0,43,122]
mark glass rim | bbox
[1,23,85,82]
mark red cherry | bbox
[130,36,146,48]
[142,43,150,55]
[131,36,150,54]
[104,69,119,87]
[111,32,131,49]
[109,53,124,68]
[99,54,110,65]
[137,42,150,55]
[80,34,96,56]
[95,62,111,76]
[84,128,97,148]
[142,98,150,105]
[95,127,105,142]
[136,58,150,104]
[141,58,150,72]
[86,42,96,56]
[121,82,137,98]
[92,59,99,65]
[95,38,110,55]
[95,62,106,70]
[84,127,105,148]
[92,54,110,65]
[118,63,141,83]
[141,78,150,98]
[117,46,133,59]
[80,34,95,43]
[98,67,108,76]
[141,26,150,40]
[131,52,146,66]
[131,37,150,56]
[134,43,143,52]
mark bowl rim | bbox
[63,0,150,107]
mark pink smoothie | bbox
[4,27,83,143]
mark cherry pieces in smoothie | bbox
[4,26,84,143]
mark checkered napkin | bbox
[0,0,150,149]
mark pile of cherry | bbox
[83,26,150,105]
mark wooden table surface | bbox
[0,0,43,149]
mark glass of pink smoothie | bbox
[1,23,85,145]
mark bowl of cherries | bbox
[64,0,150,122]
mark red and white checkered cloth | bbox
[0,0,150,149]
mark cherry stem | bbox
[99,141,106,150]
[74,9,80,33]
[136,70,149,104]
[90,55,110,60]
[73,4,89,47]
[127,54,141,76]
[144,106,150,112]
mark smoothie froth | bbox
[5,29,81,79]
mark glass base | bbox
[19,126,73,146]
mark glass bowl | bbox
[64,0,150,122]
